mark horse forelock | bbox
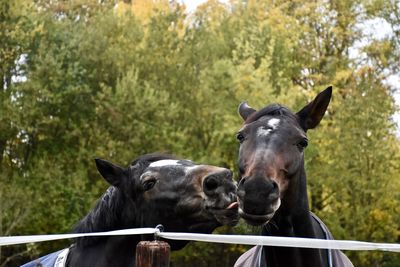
[127,153,181,183]
[129,153,177,168]
[245,104,297,124]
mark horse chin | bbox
[206,201,240,226]
[238,208,275,226]
[238,198,281,226]
[211,209,240,226]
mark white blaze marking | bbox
[257,127,272,137]
[149,160,181,168]
[257,118,281,137]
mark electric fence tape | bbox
[1,227,399,252]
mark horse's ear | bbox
[296,86,332,131]
[238,102,256,121]
[95,158,126,187]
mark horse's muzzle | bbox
[237,176,280,225]
[203,169,239,226]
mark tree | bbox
[1,0,399,266]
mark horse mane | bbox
[245,104,297,124]
[73,153,177,247]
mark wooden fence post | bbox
[135,240,170,267]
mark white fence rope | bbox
[1,227,399,252]
[157,232,400,252]
[0,228,156,247]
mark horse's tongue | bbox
[226,201,239,210]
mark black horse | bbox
[234,88,353,267]
[23,154,238,267]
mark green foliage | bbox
[1,0,399,266]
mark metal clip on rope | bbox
[154,224,164,241]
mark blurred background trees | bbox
[1,0,399,266]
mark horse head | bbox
[94,154,239,249]
[236,87,332,226]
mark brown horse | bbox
[234,88,353,267]
[23,153,238,267]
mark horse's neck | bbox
[68,235,141,267]
[73,187,140,247]
[263,170,325,267]
[69,188,141,266]
[267,209,316,238]
[263,213,325,267]
[75,187,133,233]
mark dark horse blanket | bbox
[234,213,354,267]
[21,248,69,267]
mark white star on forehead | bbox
[148,159,197,171]
[257,118,280,137]
[148,159,198,173]
[268,118,280,128]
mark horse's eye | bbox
[142,178,157,191]
[297,139,308,149]
[236,133,245,143]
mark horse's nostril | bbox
[238,177,246,187]
[272,181,278,190]
[204,176,220,193]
